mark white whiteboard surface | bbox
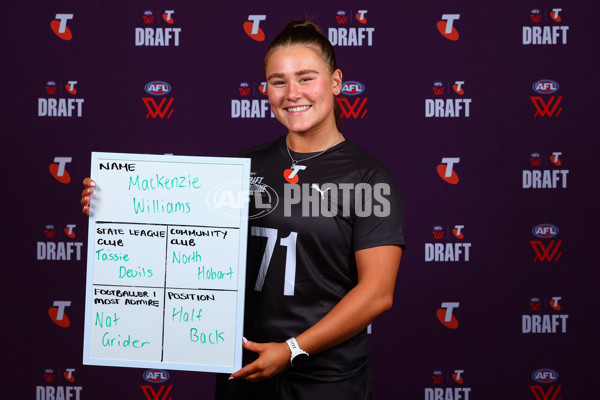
[83,152,250,373]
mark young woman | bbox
[82,21,405,400]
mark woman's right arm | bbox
[81,178,95,216]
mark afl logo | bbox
[341,81,365,96]
[239,82,249,88]
[532,223,559,239]
[337,10,346,16]
[143,369,169,383]
[530,9,541,15]
[145,81,171,96]
[533,79,559,94]
[532,369,558,383]
[144,10,153,16]
[530,152,541,158]
[433,225,443,232]
[433,81,443,88]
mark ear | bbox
[332,69,342,95]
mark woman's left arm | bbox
[231,244,403,381]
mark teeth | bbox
[287,106,310,112]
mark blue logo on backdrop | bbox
[143,369,170,383]
[145,81,171,96]
[341,81,365,96]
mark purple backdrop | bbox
[4,0,597,399]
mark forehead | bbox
[265,45,329,74]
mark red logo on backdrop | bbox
[437,14,460,41]
[143,10,154,24]
[549,297,562,311]
[50,14,73,40]
[436,302,459,329]
[530,9,542,23]
[530,385,562,400]
[162,11,174,24]
[433,81,445,95]
[43,369,56,383]
[336,10,347,24]
[549,9,562,23]
[432,225,444,239]
[530,241,562,262]
[64,369,76,382]
[530,152,542,166]
[48,301,71,328]
[244,15,266,41]
[143,81,174,119]
[49,157,72,184]
[46,81,57,95]
[64,225,76,239]
[45,224,57,238]
[65,81,77,95]
[432,371,444,384]
[529,297,541,311]
[141,385,173,400]
[258,82,267,95]
[452,226,464,239]
[452,371,464,384]
[436,157,460,184]
[530,79,562,117]
[239,82,250,96]
[336,80,367,119]
[355,10,368,24]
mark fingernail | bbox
[90,181,95,186]
[228,376,235,381]
[242,337,248,344]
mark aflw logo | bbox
[530,223,562,262]
[336,80,368,119]
[142,81,174,119]
[530,79,562,117]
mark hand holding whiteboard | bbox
[83,152,250,373]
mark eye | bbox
[300,77,313,83]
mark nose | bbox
[286,82,301,101]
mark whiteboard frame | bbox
[83,152,250,373]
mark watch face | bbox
[291,353,309,367]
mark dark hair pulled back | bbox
[265,20,337,73]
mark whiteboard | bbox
[83,152,250,373]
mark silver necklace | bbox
[286,133,343,169]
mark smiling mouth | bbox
[286,105,311,112]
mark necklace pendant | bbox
[290,161,297,169]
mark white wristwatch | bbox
[285,337,310,367]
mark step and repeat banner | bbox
[5,1,597,399]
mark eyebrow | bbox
[267,69,320,81]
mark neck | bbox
[287,130,343,153]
